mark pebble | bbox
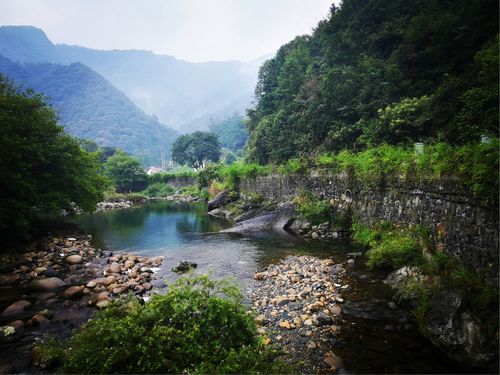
[65,255,83,265]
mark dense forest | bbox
[245,0,498,164]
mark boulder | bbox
[31,314,49,328]
[1,300,31,319]
[172,261,197,274]
[30,277,66,291]
[207,191,229,211]
[66,255,83,264]
[64,286,83,299]
[221,203,296,234]
[108,262,122,274]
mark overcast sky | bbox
[0,0,338,62]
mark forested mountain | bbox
[0,26,262,132]
[209,113,248,153]
[246,0,499,164]
[0,55,178,165]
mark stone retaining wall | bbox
[163,176,196,189]
[238,172,499,273]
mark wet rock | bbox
[221,203,295,234]
[103,275,117,286]
[172,261,197,274]
[64,286,83,299]
[31,314,50,328]
[1,300,31,319]
[30,277,66,291]
[66,255,83,264]
[208,191,230,211]
[108,262,122,274]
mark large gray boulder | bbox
[221,202,296,234]
[208,191,229,211]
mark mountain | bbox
[0,54,178,165]
[0,25,263,132]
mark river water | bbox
[73,200,466,374]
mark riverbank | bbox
[0,234,163,373]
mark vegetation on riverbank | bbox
[36,274,286,374]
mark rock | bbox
[86,281,97,288]
[1,300,31,319]
[103,275,117,286]
[330,306,342,316]
[307,341,317,350]
[347,259,355,265]
[388,301,397,310]
[108,262,122,274]
[64,286,83,299]
[66,255,83,264]
[324,353,344,369]
[278,320,292,329]
[221,202,296,234]
[316,312,333,326]
[172,260,197,274]
[311,232,319,240]
[30,277,66,291]
[124,260,135,269]
[254,272,268,280]
[0,326,17,343]
[96,300,111,309]
[208,191,230,211]
[31,314,50,328]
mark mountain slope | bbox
[0,26,262,132]
[0,54,178,165]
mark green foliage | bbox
[278,158,308,175]
[103,190,146,203]
[171,131,221,169]
[180,185,209,201]
[245,0,498,164]
[209,113,248,153]
[103,150,147,193]
[142,183,174,198]
[293,191,332,225]
[0,76,105,242]
[366,235,420,269]
[37,275,285,374]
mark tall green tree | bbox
[103,150,147,193]
[171,131,221,169]
[0,75,105,242]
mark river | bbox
[73,200,466,373]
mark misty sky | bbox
[0,0,339,62]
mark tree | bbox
[103,150,147,193]
[171,131,221,169]
[0,75,105,242]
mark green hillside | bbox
[0,55,178,165]
[246,0,498,164]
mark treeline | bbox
[245,0,498,164]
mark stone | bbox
[307,341,317,350]
[124,260,135,269]
[255,314,266,324]
[32,314,50,328]
[278,320,292,329]
[103,275,117,286]
[254,272,268,280]
[0,326,17,343]
[324,353,344,369]
[330,306,342,316]
[30,277,66,290]
[66,255,83,264]
[317,312,333,326]
[96,300,111,309]
[108,262,122,274]
[1,300,31,319]
[172,261,197,274]
[311,232,319,240]
[208,191,230,211]
[86,281,97,288]
[64,286,83,299]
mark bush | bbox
[366,235,420,269]
[142,182,174,197]
[294,191,332,225]
[37,275,286,374]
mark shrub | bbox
[37,275,286,374]
[142,182,174,197]
[366,235,420,269]
[294,191,332,225]
[180,185,209,201]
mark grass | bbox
[293,190,332,225]
[141,182,174,197]
[35,275,288,374]
[103,189,146,203]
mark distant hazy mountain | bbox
[0,54,178,165]
[0,25,265,132]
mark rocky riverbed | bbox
[0,235,163,373]
[252,255,349,374]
